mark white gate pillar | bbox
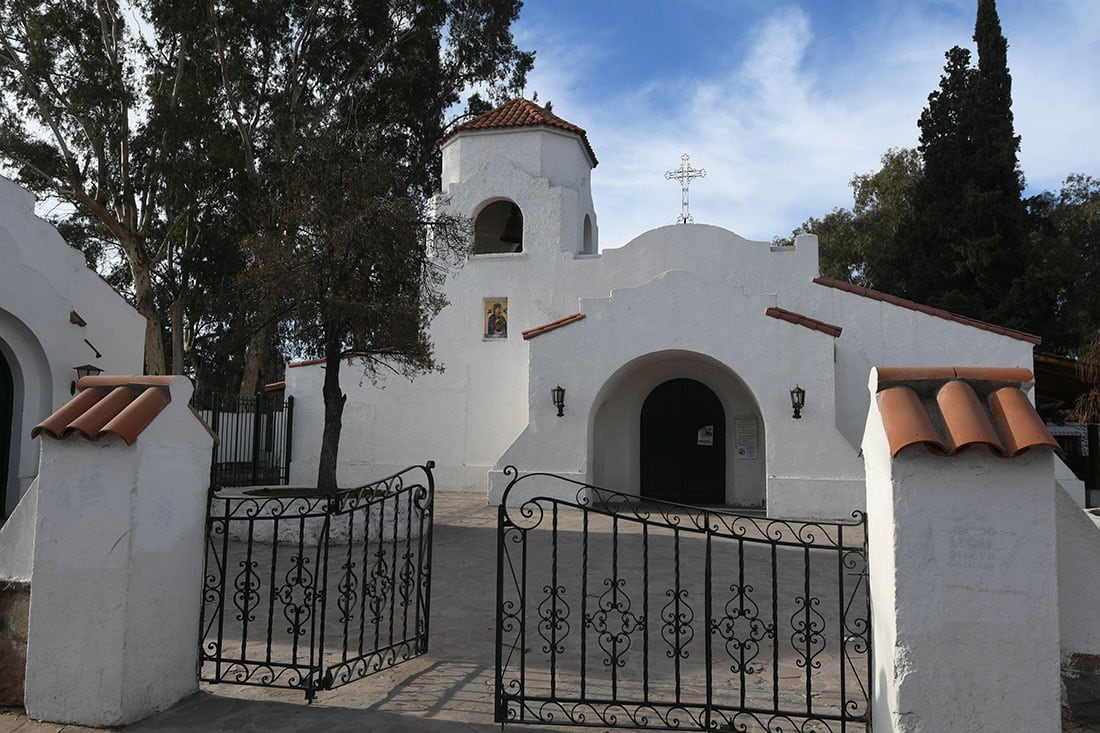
[862,366,1062,732]
[23,375,213,727]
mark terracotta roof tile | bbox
[987,386,1059,457]
[32,375,208,446]
[439,99,598,167]
[522,313,586,340]
[936,380,1002,453]
[31,388,102,441]
[875,366,1061,459]
[876,366,1034,384]
[877,386,946,455]
[765,307,843,337]
[66,386,137,440]
[814,276,1042,345]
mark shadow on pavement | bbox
[130,690,505,732]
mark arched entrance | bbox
[590,351,765,507]
[0,350,12,515]
[640,378,725,504]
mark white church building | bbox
[0,179,144,516]
[284,99,1040,519]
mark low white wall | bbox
[1056,456,1087,507]
[864,380,1061,732]
[23,377,211,727]
[0,478,36,583]
[1058,487,1100,657]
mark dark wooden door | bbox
[640,378,725,504]
[0,352,11,515]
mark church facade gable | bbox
[285,100,1038,521]
[487,269,859,516]
[0,177,144,513]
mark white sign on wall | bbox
[735,416,758,460]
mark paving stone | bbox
[4,492,877,732]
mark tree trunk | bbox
[170,296,186,375]
[239,327,268,396]
[131,258,167,375]
[317,339,345,493]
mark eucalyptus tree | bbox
[209,0,532,485]
[0,0,229,375]
[239,131,469,492]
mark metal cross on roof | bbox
[665,153,706,224]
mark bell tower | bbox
[436,99,599,257]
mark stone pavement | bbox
[0,491,875,732]
[0,493,595,732]
[1,490,1092,731]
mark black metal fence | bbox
[495,468,871,731]
[191,393,294,488]
[200,463,435,700]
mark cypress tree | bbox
[897,0,1032,328]
[966,0,1029,326]
[897,46,975,309]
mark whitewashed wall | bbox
[488,269,862,515]
[23,376,211,726]
[286,122,1036,519]
[1058,488,1100,657]
[0,178,144,512]
[863,374,1061,732]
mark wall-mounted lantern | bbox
[551,384,565,417]
[72,363,104,395]
[790,385,805,419]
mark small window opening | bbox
[474,201,523,254]
[582,215,594,254]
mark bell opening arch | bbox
[472,198,524,254]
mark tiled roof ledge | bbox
[77,374,194,403]
[33,374,206,446]
[868,366,1060,459]
[523,313,586,340]
[876,366,1035,389]
[815,277,1042,345]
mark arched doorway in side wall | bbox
[641,378,725,504]
[0,350,12,516]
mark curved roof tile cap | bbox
[936,380,1002,453]
[988,386,1061,457]
[32,375,181,446]
[438,98,599,167]
[875,366,1062,459]
[877,386,947,456]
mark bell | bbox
[501,204,523,245]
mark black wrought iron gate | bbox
[495,468,871,731]
[200,463,435,699]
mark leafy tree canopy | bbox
[781,0,1098,356]
[0,0,533,388]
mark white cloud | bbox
[516,2,1100,249]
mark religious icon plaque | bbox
[483,297,508,340]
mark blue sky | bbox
[511,0,1100,248]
